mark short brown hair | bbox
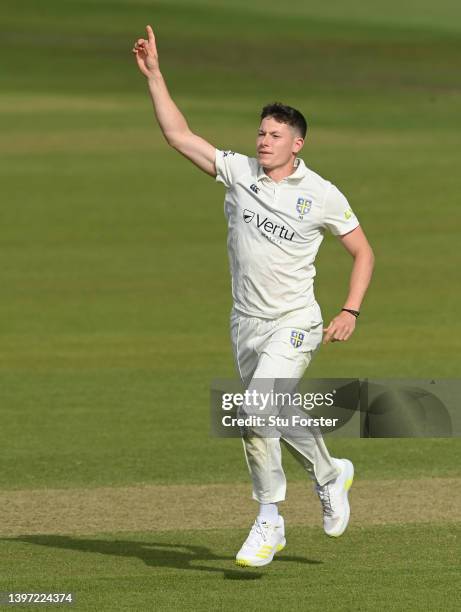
[260,102,307,138]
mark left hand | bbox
[323,310,357,344]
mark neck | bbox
[263,157,297,183]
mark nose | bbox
[259,134,270,149]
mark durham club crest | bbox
[296,197,312,219]
[290,330,305,348]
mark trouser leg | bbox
[242,343,338,504]
[231,307,339,504]
[241,435,287,503]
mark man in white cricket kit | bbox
[133,25,375,568]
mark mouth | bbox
[258,151,272,155]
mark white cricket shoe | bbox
[315,458,354,537]
[235,516,286,567]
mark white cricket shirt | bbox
[215,149,360,319]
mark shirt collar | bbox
[257,157,307,182]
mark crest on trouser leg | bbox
[290,330,305,348]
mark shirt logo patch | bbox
[242,209,295,242]
[296,197,312,219]
[290,330,305,348]
[345,208,354,220]
[243,209,255,223]
[223,151,235,157]
[250,183,260,194]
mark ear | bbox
[293,136,304,154]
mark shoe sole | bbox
[235,539,286,567]
[327,459,354,538]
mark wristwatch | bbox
[341,308,360,318]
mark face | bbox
[256,116,304,169]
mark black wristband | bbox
[341,308,360,318]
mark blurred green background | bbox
[1,0,460,490]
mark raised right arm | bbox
[132,25,217,177]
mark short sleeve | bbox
[215,149,252,188]
[323,184,360,236]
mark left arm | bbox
[323,226,375,344]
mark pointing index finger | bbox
[146,24,155,41]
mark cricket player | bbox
[133,25,375,567]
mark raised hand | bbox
[132,25,160,78]
[131,24,217,177]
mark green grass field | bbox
[1,1,460,610]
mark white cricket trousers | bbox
[230,302,340,504]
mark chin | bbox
[258,155,275,167]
